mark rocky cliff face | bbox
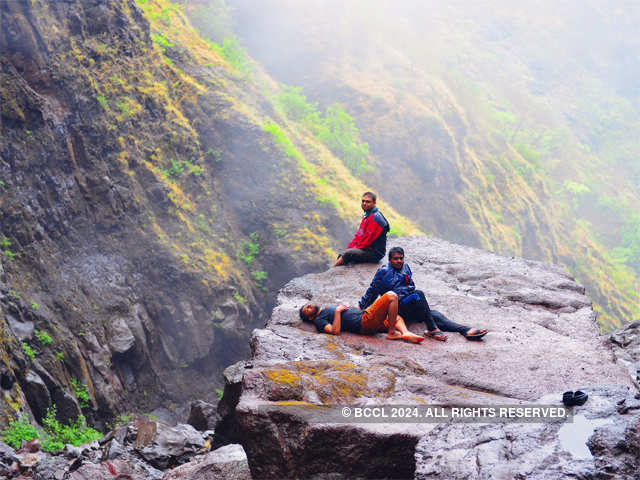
[217,236,640,478]
[0,0,421,428]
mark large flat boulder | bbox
[218,236,638,478]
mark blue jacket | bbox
[358,263,416,309]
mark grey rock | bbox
[31,453,69,480]
[136,422,205,469]
[221,236,638,478]
[187,400,217,432]
[108,317,136,354]
[6,313,34,340]
[68,458,163,480]
[64,440,99,459]
[414,385,638,479]
[102,437,126,460]
[16,451,42,468]
[0,441,14,459]
[162,444,252,480]
[22,371,52,422]
[610,319,640,388]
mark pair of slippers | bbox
[562,390,588,406]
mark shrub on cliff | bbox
[40,406,102,452]
[1,415,39,448]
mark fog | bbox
[186,0,640,326]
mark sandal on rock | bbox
[424,330,448,342]
[563,390,588,406]
[463,329,487,341]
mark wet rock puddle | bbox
[558,414,612,458]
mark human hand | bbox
[336,304,348,312]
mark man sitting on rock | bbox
[358,247,487,341]
[299,291,425,343]
[334,191,389,266]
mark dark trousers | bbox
[399,290,470,334]
[340,248,382,264]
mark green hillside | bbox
[227,0,640,329]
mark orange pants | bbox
[361,294,392,334]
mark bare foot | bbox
[386,331,403,340]
[402,334,425,344]
[334,256,345,267]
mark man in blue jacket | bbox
[358,246,487,341]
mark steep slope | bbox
[0,0,419,427]
[229,0,640,329]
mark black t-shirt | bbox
[314,306,363,334]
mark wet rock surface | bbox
[610,319,640,388]
[217,236,639,479]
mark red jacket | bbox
[347,207,389,258]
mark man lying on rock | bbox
[358,246,487,342]
[299,291,425,343]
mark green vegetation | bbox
[1,415,39,448]
[263,123,312,172]
[30,301,40,310]
[233,292,247,303]
[161,158,203,180]
[195,214,212,234]
[114,413,133,427]
[315,104,371,176]
[237,232,259,264]
[96,95,108,108]
[137,0,182,26]
[41,406,102,452]
[274,85,371,175]
[208,37,252,77]
[70,379,90,409]
[56,352,64,362]
[275,85,318,121]
[1,236,16,260]
[34,330,52,345]
[251,270,267,290]
[216,388,224,401]
[152,32,173,49]
[206,148,222,163]
[22,342,35,360]
[2,407,102,453]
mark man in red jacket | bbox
[334,192,389,266]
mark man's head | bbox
[388,246,405,270]
[299,303,320,322]
[361,192,377,213]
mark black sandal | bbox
[463,328,487,340]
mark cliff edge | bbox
[218,236,640,479]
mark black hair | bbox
[362,191,377,202]
[299,305,309,321]
[388,246,404,259]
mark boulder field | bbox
[217,236,640,479]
